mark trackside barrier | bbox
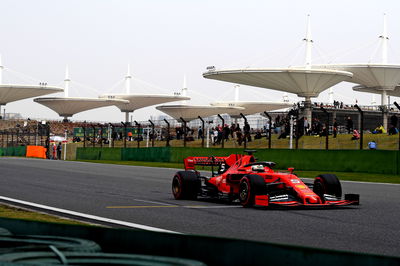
[75,147,400,175]
[0,146,26,157]
[26,145,47,159]
[0,218,398,266]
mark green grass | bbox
[0,204,91,225]
[78,159,400,184]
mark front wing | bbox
[255,194,360,208]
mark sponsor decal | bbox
[269,194,289,201]
[291,179,300,184]
[295,185,306,189]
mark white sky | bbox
[1,0,400,122]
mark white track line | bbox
[0,196,180,234]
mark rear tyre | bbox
[313,174,342,202]
[172,171,200,200]
[239,175,266,207]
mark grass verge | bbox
[0,204,92,226]
[78,159,400,184]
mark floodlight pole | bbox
[394,101,400,150]
[354,104,364,150]
[320,106,329,150]
[163,119,170,147]
[264,112,272,149]
[180,117,187,148]
[217,114,225,148]
[198,116,205,148]
[240,113,247,149]
[148,120,155,147]
[134,121,141,148]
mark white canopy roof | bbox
[203,68,353,98]
[0,84,63,105]
[156,104,244,121]
[313,64,400,91]
[210,101,293,117]
[34,97,128,117]
[353,85,400,97]
[99,94,190,112]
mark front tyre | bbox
[313,174,342,202]
[172,171,200,200]
[239,175,266,207]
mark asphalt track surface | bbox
[0,157,399,257]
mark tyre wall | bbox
[0,217,398,266]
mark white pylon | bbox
[181,74,188,105]
[234,85,240,102]
[0,55,3,85]
[64,65,70,97]
[380,13,389,64]
[371,95,376,105]
[125,64,132,94]
[379,14,389,106]
[328,88,334,104]
[304,14,313,69]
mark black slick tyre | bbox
[172,171,200,200]
[239,175,266,207]
[313,174,342,202]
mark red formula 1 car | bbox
[172,151,359,208]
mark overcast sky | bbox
[1,0,400,122]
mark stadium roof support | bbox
[202,15,352,122]
[99,66,190,123]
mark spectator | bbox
[368,140,377,150]
[333,118,338,138]
[198,126,203,140]
[346,116,353,134]
[372,125,386,134]
[303,117,309,135]
[351,129,360,140]
[57,142,62,160]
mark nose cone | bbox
[306,196,320,204]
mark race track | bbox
[0,157,399,257]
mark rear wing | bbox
[184,156,227,170]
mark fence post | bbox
[217,114,225,148]
[82,125,86,148]
[263,112,272,149]
[109,123,114,148]
[354,104,364,150]
[98,124,103,148]
[320,106,329,150]
[394,102,400,150]
[91,125,96,148]
[148,120,155,147]
[198,116,205,148]
[134,121,141,148]
[45,123,50,159]
[240,113,247,149]
[180,117,187,148]
[164,119,170,147]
